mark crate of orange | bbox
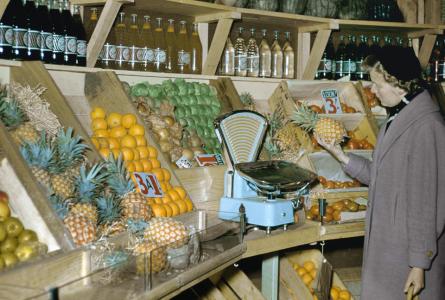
[89,106,194,217]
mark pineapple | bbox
[144,217,189,249]
[291,104,346,145]
[105,155,152,222]
[133,241,167,274]
[96,195,126,237]
[239,92,256,111]
[0,92,39,144]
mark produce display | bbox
[308,103,358,114]
[0,191,48,270]
[362,86,381,108]
[306,198,367,223]
[318,177,362,190]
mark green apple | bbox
[2,252,18,268]
[18,230,38,244]
[4,217,23,238]
[1,237,18,253]
[15,243,37,262]
[0,223,6,242]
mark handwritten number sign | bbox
[321,89,342,114]
[133,172,164,197]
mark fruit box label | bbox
[133,172,164,197]
[321,89,343,114]
[176,156,193,169]
[195,154,224,167]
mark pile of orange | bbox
[89,107,194,217]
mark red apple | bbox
[0,191,9,204]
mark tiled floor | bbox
[336,267,362,300]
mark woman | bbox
[318,47,445,299]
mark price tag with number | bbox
[176,156,193,169]
[321,89,343,114]
[195,154,224,167]
[133,172,164,197]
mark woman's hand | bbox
[315,134,350,165]
[404,267,424,296]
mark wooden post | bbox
[262,255,279,300]
[424,0,441,24]
[0,0,9,20]
[418,0,425,23]
[418,34,437,69]
[302,29,332,80]
[296,32,310,80]
[397,0,418,23]
[202,18,234,75]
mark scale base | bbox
[219,196,295,228]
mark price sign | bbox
[195,154,224,167]
[176,156,193,169]
[133,172,164,197]
[321,89,342,114]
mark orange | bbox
[303,261,316,272]
[111,149,120,159]
[164,182,173,191]
[133,160,144,172]
[109,126,127,139]
[184,198,194,211]
[132,149,140,160]
[167,189,181,202]
[122,114,137,129]
[167,201,180,216]
[91,106,106,119]
[160,182,168,193]
[99,148,111,159]
[164,203,173,217]
[147,146,158,158]
[174,186,187,199]
[297,267,307,277]
[125,161,136,172]
[121,147,135,161]
[120,135,137,148]
[161,194,172,204]
[107,137,120,149]
[140,158,153,172]
[175,199,187,214]
[94,129,109,138]
[151,168,164,182]
[96,137,109,149]
[151,203,167,217]
[107,112,122,128]
[162,169,171,182]
[338,290,351,300]
[136,146,150,159]
[91,137,100,149]
[310,269,317,279]
[302,273,312,286]
[330,287,340,300]
[135,135,147,146]
[154,197,163,204]
[91,118,108,131]
[128,124,145,136]
[150,159,161,169]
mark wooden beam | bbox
[0,0,9,20]
[397,0,418,23]
[418,0,425,23]
[418,34,437,69]
[407,28,443,38]
[195,11,241,23]
[296,32,310,79]
[302,29,332,80]
[71,0,133,4]
[424,0,441,24]
[202,18,234,75]
[298,21,338,33]
[222,267,266,300]
[86,0,122,68]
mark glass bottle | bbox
[115,12,129,70]
[190,23,202,74]
[334,35,346,80]
[428,39,441,83]
[259,29,271,78]
[140,15,154,72]
[72,5,86,66]
[271,30,283,79]
[316,36,334,80]
[356,35,369,81]
[128,14,141,71]
[49,0,64,64]
[61,0,77,65]
[369,35,380,56]
[220,37,234,76]
[86,7,98,42]
[234,27,247,77]
[177,20,191,74]
[100,25,115,69]
[345,35,357,80]
[165,19,176,73]
[283,31,294,79]
[0,0,15,59]
[36,0,52,63]
[11,0,26,60]
[23,0,40,60]
[153,17,166,72]
[246,28,259,77]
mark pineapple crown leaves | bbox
[104,154,135,196]
[102,251,129,269]
[20,132,55,169]
[0,94,27,128]
[127,219,148,237]
[239,92,255,106]
[75,163,108,204]
[95,194,123,225]
[52,127,89,173]
[290,103,318,132]
[49,194,70,220]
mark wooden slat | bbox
[297,33,310,80]
[0,0,9,20]
[397,0,419,23]
[222,267,266,300]
[418,34,437,69]
[71,0,132,4]
[418,0,425,23]
[217,77,244,110]
[302,29,332,80]
[86,0,123,68]
[203,18,235,76]
[195,280,227,300]
[407,28,443,38]
[424,0,441,24]
[195,11,241,23]
[298,21,338,33]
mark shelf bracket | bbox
[0,0,10,20]
[202,18,235,76]
[418,34,437,69]
[407,28,443,38]
[301,29,332,80]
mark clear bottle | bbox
[128,14,141,71]
[86,7,98,42]
[271,30,283,79]
[100,25,115,69]
[24,0,40,60]
[115,12,129,70]
[246,28,259,77]
[316,36,334,80]
[153,17,166,72]
[140,15,154,72]
[283,31,294,79]
[234,27,247,77]
[165,19,176,73]
[259,29,271,78]
[72,5,86,66]
[36,0,52,63]
[190,23,202,74]
[177,20,191,74]
[61,0,77,65]
[220,37,234,76]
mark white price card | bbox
[321,89,343,114]
[176,156,193,169]
[133,172,164,197]
[195,154,224,167]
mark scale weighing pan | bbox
[235,160,318,195]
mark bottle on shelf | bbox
[438,37,445,82]
[49,0,64,64]
[61,0,77,65]
[345,35,357,80]
[427,39,441,83]
[190,23,202,74]
[35,0,51,63]
[0,0,15,59]
[177,20,191,74]
[355,35,369,81]
[315,36,334,80]
[283,31,294,79]
[115,12,129,70]
[259,29,271,78]
[23,0,40,60]
[369,35,380,56]
[11,0,27,60]
[246,28,259,77]
[140,15,154,72]
[86,7,98,42]
[72,5,86,66]
[271,30,283,79]
[220,37,235,76]
[165,19,176,73]
[100,25,116,69]
[334,35,346,80]
[234,27,247,77]
[153,17,167,72]
[128,13,141,71]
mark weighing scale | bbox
[214,110,317,233]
